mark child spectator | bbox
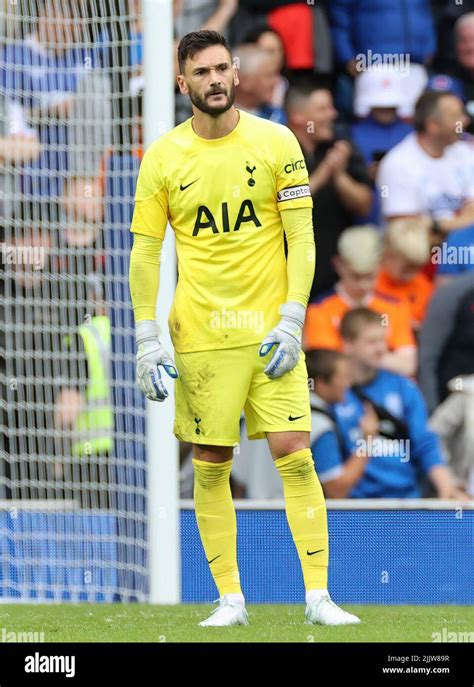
[304,225,417,376]
[306,348,379,498]
[376,218,434,331]
[332,308,463,499]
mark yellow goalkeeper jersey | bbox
[130,109,313,353]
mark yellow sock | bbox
[275,448,328,590]
[192,458,242,596]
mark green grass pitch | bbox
[1,604,473,642]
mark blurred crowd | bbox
[0,0,473,503]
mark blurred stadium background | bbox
[0,0,472,615]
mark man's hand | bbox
[54,388,84,429]
[259,302,305,379]
[136,320,178,401]
[308,160,333,194]
[436,484,471,501]
[325,140,352,176]
[359,401,379,440]
[429,464,471,501]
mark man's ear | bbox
[176,74,188,95]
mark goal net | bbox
[0,0,149,602]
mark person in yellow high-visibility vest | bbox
[71,314,114,457]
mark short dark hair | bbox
[340,308,383,342]
[414,90,457,132]
[242,25,281,45]
[306,348,346,383]
[177,30,232,73]
[284,75,333,114]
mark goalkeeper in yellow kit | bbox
[129,30,360,627]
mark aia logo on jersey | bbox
[192,200,262,236]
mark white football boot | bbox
[305,594,361,626]
[199,596,249,627]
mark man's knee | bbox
[193,443,234,463]
[266,431,310,460]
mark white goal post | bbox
[143,0,180,605]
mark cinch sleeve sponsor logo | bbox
[277,185,311,202]
[284,158,306,173]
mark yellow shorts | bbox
[174,344,311,445]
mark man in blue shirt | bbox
[307,348,379,497]
[311,308,464,499]
[1,0,110,227]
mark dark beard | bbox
[189,84,235,117]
